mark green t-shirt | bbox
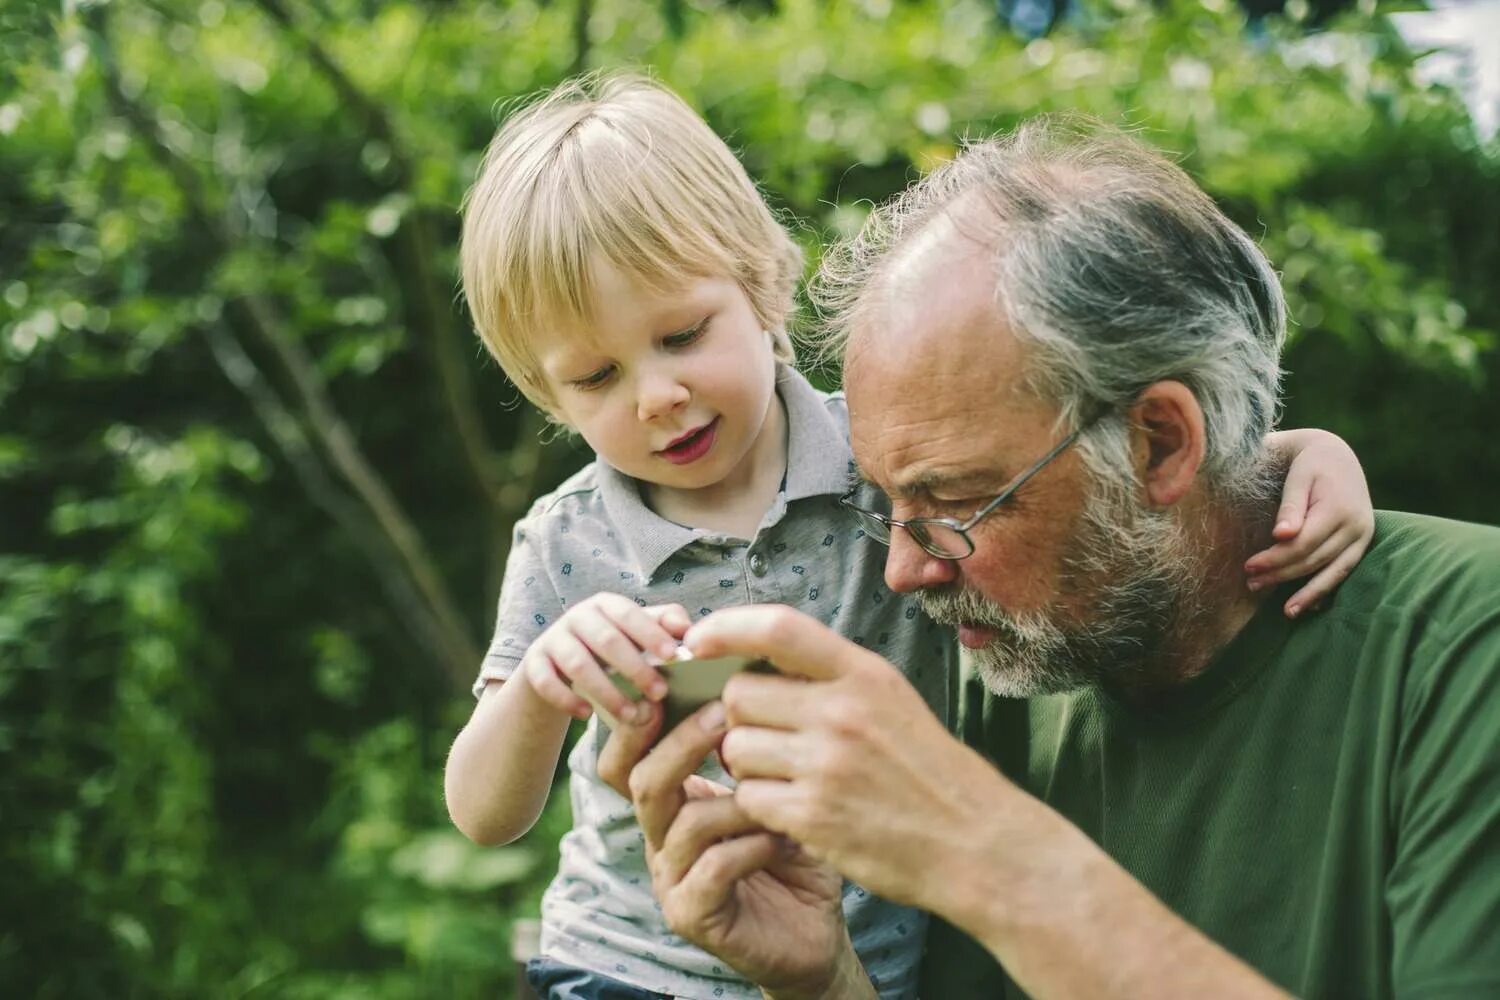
[921,511,1500,999]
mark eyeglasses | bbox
[839,426,1087,560]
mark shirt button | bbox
[748,552,769,577]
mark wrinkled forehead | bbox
[845,220,1008,398]
[844,238,1044,489]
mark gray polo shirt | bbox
[478,365,955,1000]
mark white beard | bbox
[918,478,1198,698]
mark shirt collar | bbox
[777,363,857,502]
[597,364,854,581]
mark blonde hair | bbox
[460,72,803,413]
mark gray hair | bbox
[813,115,1287,505]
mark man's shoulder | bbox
[1356,511,1500,628]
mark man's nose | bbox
[636,369,690,421]
[883,527,958,594]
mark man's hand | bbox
[688,605,1010,914]
[691,605,1292,1000]
[597,700,864,1000]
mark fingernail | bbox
[1287,605,1300,618]
[698,701,726,734]
[622,701,646,725]
[1276,521,1291,534]
[1247,580,1262,592]
[657,642,677,660]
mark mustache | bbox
[916,585,1010,628]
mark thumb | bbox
[596,700,664,799]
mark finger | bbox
[1249,515,1353,581]
[546,631,641,722]
[685,605,866,683]
[1272,460,1314,541]
[1245,533,1322,576]
[1283,544,1364,618]
[666,833,786,926]
[630,701,730,849]
[655,794,764,888]
[571,604,671,701]
[597,700,664,798]
[1246,512,1333,575]
[523,653,592,719]
[720,723,810,781]
[1298,492,1375,554]
[682,774,732,801]
[592,593,683,656]
[1247,529,1348,590]
[732,777,808,840]
[644,603,693,639]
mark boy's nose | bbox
[637,371,690,422]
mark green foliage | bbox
[2,0,1496,994]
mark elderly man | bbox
[598,118,1500,999]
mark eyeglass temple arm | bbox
[961,426,1085,529]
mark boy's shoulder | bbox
[514,460,613,540]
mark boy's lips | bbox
[657,418,719,465]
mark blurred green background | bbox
[2,0,1496,995]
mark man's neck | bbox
[1130,491,1277,699]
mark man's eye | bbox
[570,365,615,390]
[663,319,708,349]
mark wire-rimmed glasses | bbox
[839,426,1086,560]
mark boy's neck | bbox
[644,391,789,540]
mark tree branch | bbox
[89,7,481,688]
[204,324,473,689]
[247,0,507,519]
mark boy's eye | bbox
[663,319,708,349]
[570,364,615,390]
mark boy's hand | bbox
[520,594,690,722]
[1245,430,1374,619]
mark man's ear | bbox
[1128,380,1206,508]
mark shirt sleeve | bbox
[473,518,565,698]
[1387,608,1500,998]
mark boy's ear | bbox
[1128,380,1206,508]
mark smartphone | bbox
[583,651,776,733]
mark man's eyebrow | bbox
[849,465,1004,500]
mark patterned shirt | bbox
[477,365,956,1000]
